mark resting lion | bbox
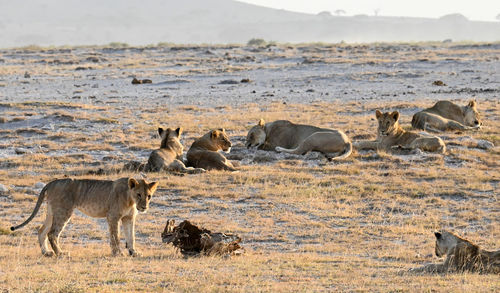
[411,100,482,132]
[409,231,500,274]
[246,119,352,160]
[144,127,205,174]
[354,110,446,154]
[10,177,158,257]
[186,129,237,171]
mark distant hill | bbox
[0,0,499,47]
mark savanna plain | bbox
[0,42,499,292]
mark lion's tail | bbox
[10,182,50,231]
[328,142,353,161]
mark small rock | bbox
[306,89,315,92]
[477,140,494,150]
[15,148,32,155]
[132,78,152,85]
[240,78,251,83]
[0,183,8,193]
[34,182,45,189]
[218,79,239,85]
[24,71,31,78]
[432,80,446,86]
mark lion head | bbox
[434,231,460,257]
[375,110,400,136]
[463,100,481,127]
[246,119,266,148]
[128,178,159,213]
[209,128,232,153]
[158,127,184,159]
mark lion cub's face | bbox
[434,231,459,257]
[376,110,400,136]
[246,119,266,148]
[463,100,481,127]
[128,178,159,212]
[159,127,184,158]
[211,129,232,153]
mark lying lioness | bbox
[10,177,158,257]
[246,119,352,160]
[354,110,446,154]
[144,127,205,174]
[186,129,237,171]
[409,231,500,274]
[411,100,482,132]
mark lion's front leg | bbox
[107,216,123,256]
[353,140,378,150]
[122,215,140,257]
[409,263,445,274]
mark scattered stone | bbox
[132,78,153,84]
[218,79,239,85]
[240,78,251,83]
[162,219,244,257]
[24,72,31,78]
[75,66,92,71]
[432,80,446,86]
[0,184,8,194]
[306,89,315,92]
[34,182,45,190]
[15,148,32,155]
[85,56,100,63]
[476,140,494,150]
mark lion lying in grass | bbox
[411,100,482,132]
[246,119,353,160]
[354,110,446,154]
[186,129,238,171]
[409,231,500,274]
[144,127,205,174]
[10,178,158,257]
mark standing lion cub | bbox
[10,177,158,257]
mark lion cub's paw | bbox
[128,250,141,257]
[42,251,55,257]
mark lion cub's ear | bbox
[211,130,219,139]
[391,111,400,121]
[128,178,139,189]
[375,110,383,119]
[158,127,165,136]
[218,128,225,133]
[175,127,183,137]
[148,181,159,193]
[467,100,476,108]
[258,118,265,127]
[434,232,442,239]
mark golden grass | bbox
[0,44,499,291]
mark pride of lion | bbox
[9,99,498,275]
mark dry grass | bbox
[0,44,499,292]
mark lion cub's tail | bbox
[328,142,353,161]
[10,183,49,231]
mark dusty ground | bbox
[0,43,499,292]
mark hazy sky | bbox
[239,0,500,21]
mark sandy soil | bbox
[0,43,499,292]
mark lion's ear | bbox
[258,118,265,127]
[158,127,164,136]
[391,111,400,121]
[210,130,219,139]
[175,127,182,137]
[148,181,159,193]
[434,232,442,239]
[218,128,225,133]
[375,110,382,119]
[467,100,476,108]
[128,178,139,189]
